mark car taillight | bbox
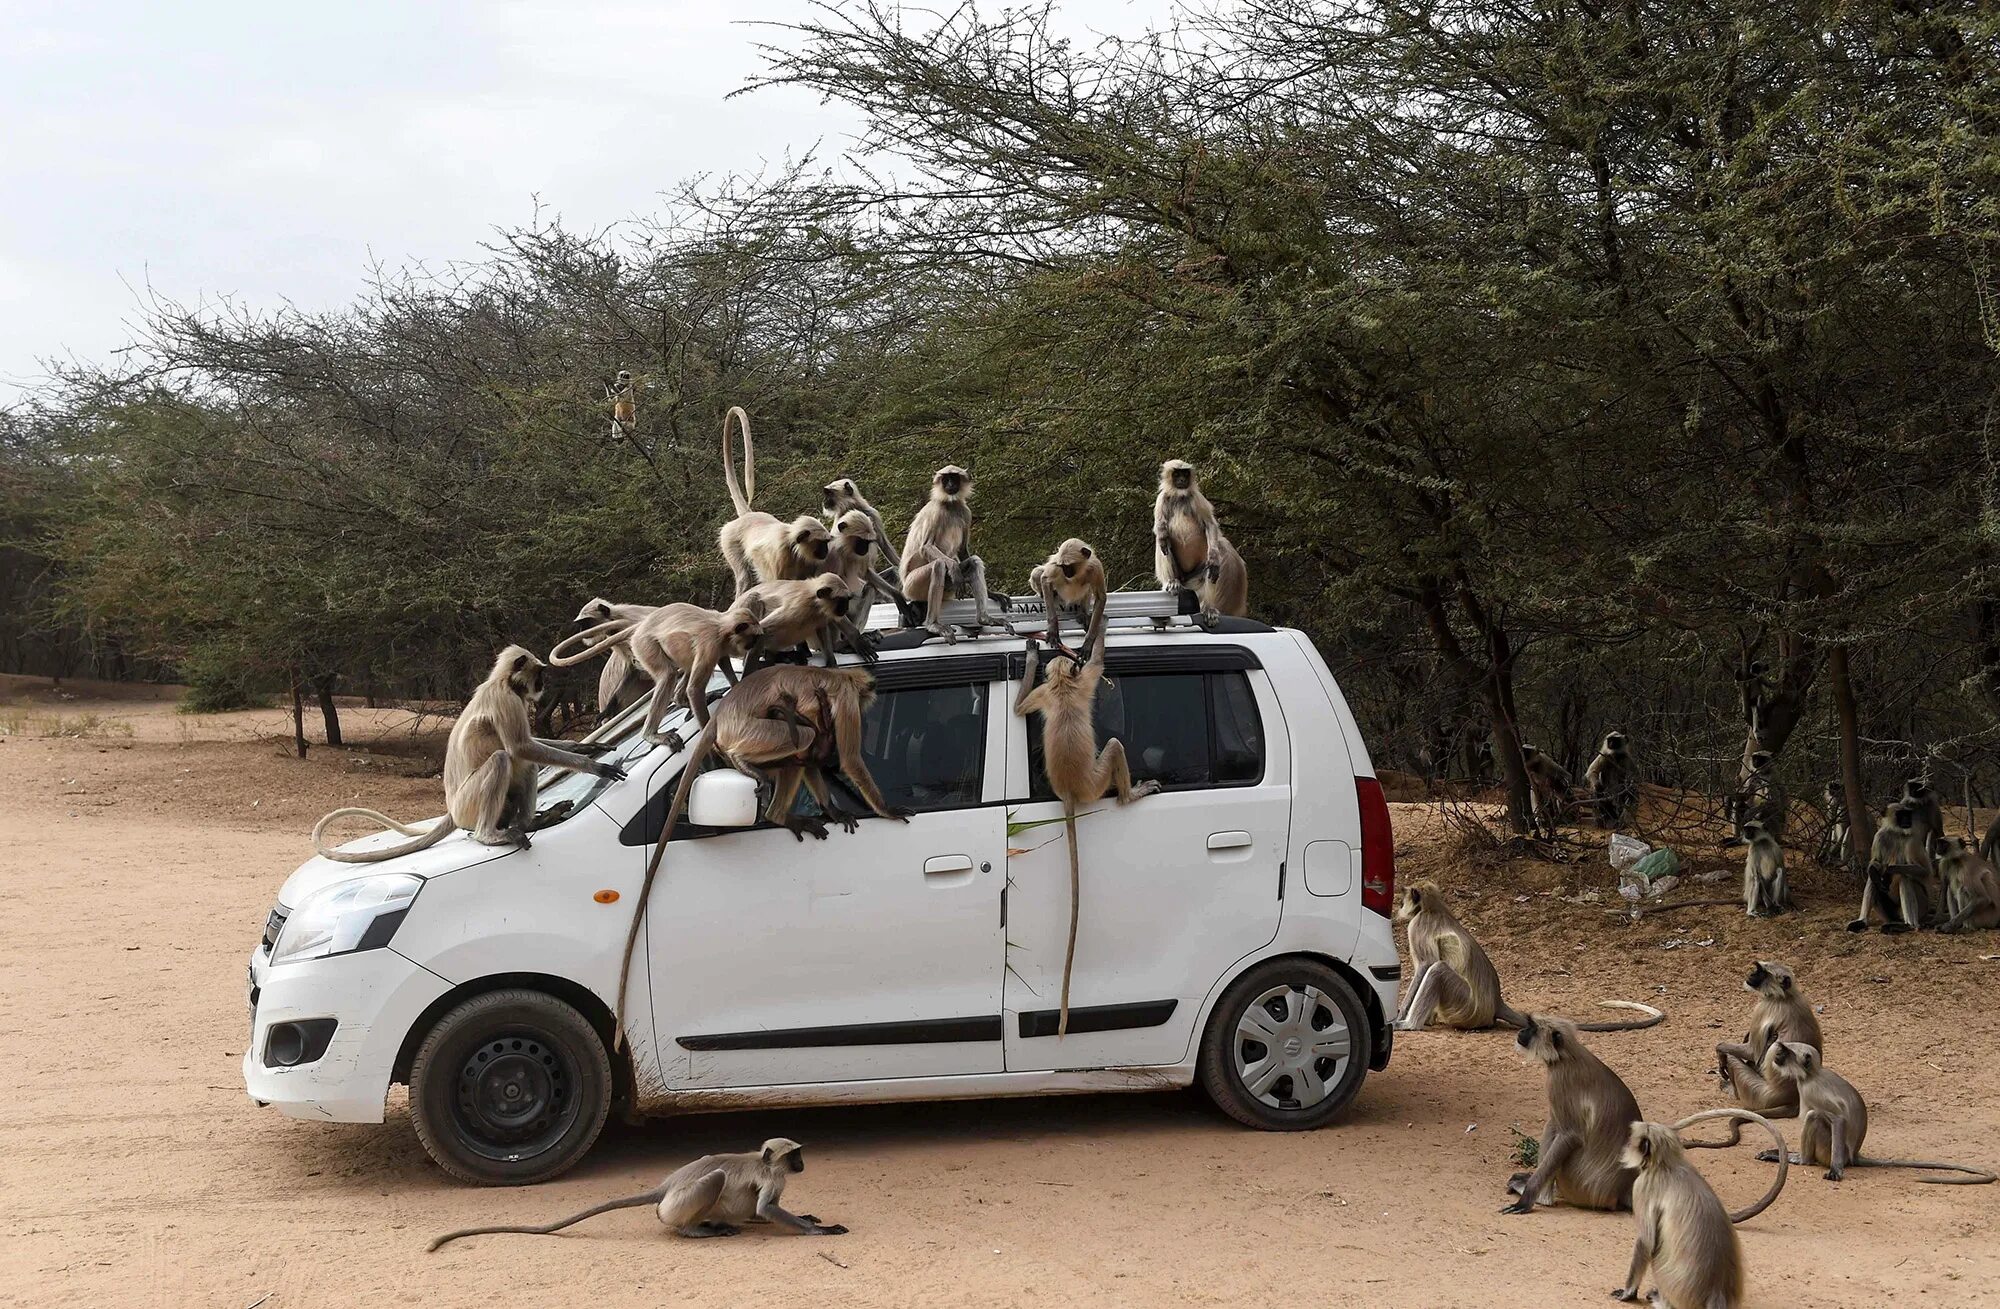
[1356,776,1395,917]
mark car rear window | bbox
[1026,669,1264,798]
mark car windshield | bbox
[528,686,694,828]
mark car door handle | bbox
[1207,831,1253,851]
[924,854,976,875]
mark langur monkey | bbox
[1391,882,1664,1033]
[716,407,834,593]
[1153,459,1248,620]
[1818,781,1855,867]
[1728,750,1786,844]
[823,477,903,570]
[606,369,640,442]
[428,1138,847,1248]
[1849,801,1933,933]
[550,600,763,751]
[740,574,859,668]
[1935,835,2000,932]
[1899,776,1945,855]
[615,665,906,1036]
[1521,744,1571,840]
[312,647,624,862]
[1012,617,1160,1036]
[1583,730,1637,828]
[570,598,656,721]
[1029,537,1109,661]
[1614,1121,1744,1309]
[900,465,1003,641]
[1506,1016,1787,1221]
[1739,820,1789,917]
[826,508,905,635]
[1701,961,1821,1148]
[1759,1042,1995,1183]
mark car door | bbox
[631,655,1010,1089]
[1001,644,1290,1072]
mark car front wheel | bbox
[1197,957,1371,1131]
[409,989,612,1185]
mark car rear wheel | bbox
[1197,957,1371,1131]
[409,989,612,1185]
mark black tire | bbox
[1197,957,1372,1131]
[409,988,612,1185]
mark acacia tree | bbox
[760,0,2000,833]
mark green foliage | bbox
[6,1,2000,809]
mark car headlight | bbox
[270,874,420,966]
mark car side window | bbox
[1025,669,1264,798]
[803,681,987,816]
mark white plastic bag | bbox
[1608,833,1650,872]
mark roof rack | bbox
[863,587,1206,638]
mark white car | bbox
[244,591,1400,1184]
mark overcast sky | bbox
[0,0,1168,403]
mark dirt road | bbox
[4,684,1996,1307]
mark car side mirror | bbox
[688,769,759,828]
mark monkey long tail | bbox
[722,405,754,515]
[1859,1156,1997,1184]
[428,1187,668,1251]
[614,727,717,1046]
[1574,1000,1667,1032]
[1671,1109,1788,1222]
[312,808,456,864]
[1059,807,1079,1038]
[548,618,639,668]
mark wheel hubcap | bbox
[451,1031,580,1161]
[1233,983,1350,1110]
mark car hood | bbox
[276,826,515,910]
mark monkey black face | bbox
[1744,963,1767,991]
[1170,465,1193,489]
[788,1148,806,1173]
[1750,751,1773,772]
[940,472,963,495]
[1905,778,1930,800]
[1061,562,1076,579]
[1892,804,1915,831]
[832,596,850,616]
[1604,732,1626,753]
[854,536,873,555]
[1514,1018,1537,1050]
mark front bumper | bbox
[243,943,451,1122]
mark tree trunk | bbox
[1488,704,1534,833]
[315,673,343,747]
[1828,644,1868,876]
[289,671,308,760]
[1415,581,1532,831]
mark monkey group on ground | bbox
[1390,880,1996,1306]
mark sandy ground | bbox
[4,680,1997,1308]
